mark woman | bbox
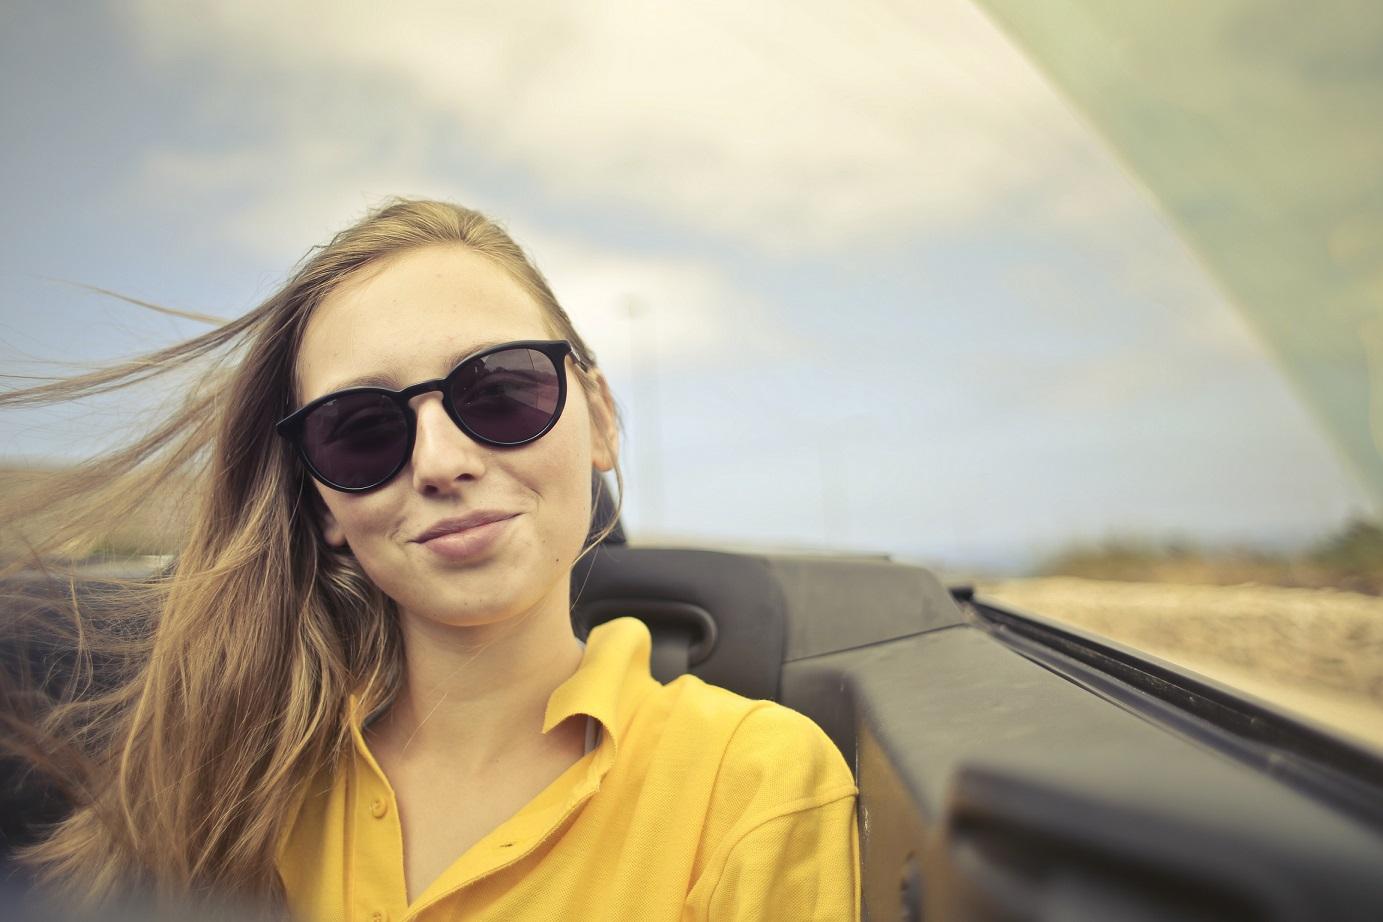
[3,200,859,919]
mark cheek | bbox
[319,494,415,601]
[525,430,596,545]
[316,487,396,551]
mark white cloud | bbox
[132,139,786,372]
[506,223,800,376]
[134,143,442,262]
[125,0,1140,253]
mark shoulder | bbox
[721,696,857,823]
[666,682,860,921]
[659,675,857,829]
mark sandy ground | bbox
[976,577,1383,754]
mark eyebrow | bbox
[319,339,514,394]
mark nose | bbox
[408,393,487,494]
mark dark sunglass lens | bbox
[300,393,409,489]
[451,347,561,444]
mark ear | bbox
[313,488,350,548]
[586,370,620,473]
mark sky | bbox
[0,0,1371,572]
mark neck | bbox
[367,583,587,776]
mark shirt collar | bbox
[346,615,659,757]
[541,615,659,754]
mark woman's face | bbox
[294,244,618,628]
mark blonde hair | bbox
[0,199,622,911]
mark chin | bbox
[396,571,559,629]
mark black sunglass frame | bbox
[276,339,585,493]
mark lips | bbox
[412,511,518,543]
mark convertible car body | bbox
[572,541,1383,921]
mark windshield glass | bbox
[2,1,1379,749]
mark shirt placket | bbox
[403,783,602,920]
[350,742,410,922]
[402,739,616,920]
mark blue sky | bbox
[0,0,1370,572]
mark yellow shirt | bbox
[276,616,860,921]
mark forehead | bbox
[296,244,552,401]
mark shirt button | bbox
[369,798,388,819]
[370,912,387,922]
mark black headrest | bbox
[571,545,787,701]
[568,544,966,703]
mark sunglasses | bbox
[276,339,584,493]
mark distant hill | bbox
[1038,519,1383,595]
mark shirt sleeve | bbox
[705,793,860,921]
[684,702,861,922]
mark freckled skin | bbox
[294,244,618,630]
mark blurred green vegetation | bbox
[1040,518,1383,595]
